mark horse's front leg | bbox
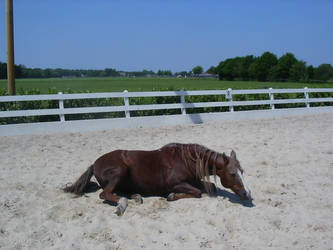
[167,182,202,201]
[198,181,217,194]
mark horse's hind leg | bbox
[167,182,202,201]
[98,166,128,216]
[100,185,128,216]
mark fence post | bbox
[58,92,65,122]
[226,88,234,112]
[269,88,275,110]
[304,87,310,108]
[180,89,186,115]
[123,90,130,118]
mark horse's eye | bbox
[231,173,236,177]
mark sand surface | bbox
[1,113,333,249]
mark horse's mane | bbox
[178,143,221,194]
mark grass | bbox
[1,77,333,94]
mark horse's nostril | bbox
[239,190,251,200]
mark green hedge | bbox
[1,87,332,125]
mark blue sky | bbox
[0,0,332,72]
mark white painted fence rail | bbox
[1,87,333,135]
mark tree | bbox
[142,70,155,77]
[217,58,237,80]
[217,56,256,81]
[248,61,258,80]
[289,61,307,82]
[44,68,53,78]
[157,70,172,76]
[267,65,279,82]
[192,66,203,75]
[0,62,25,79]
[249,52,278,81]
[314,64,333,81]
[0,62,8,79]
[229,57,243,79]
[105,68,120,77]
[206,66,217,74]
[275,53,297,80]
[239,55,256,80]
[307,65,314,80]
[28,68,43,78]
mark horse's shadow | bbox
[83,182,101,193]
[213,188,255,207]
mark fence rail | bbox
[1,87,333,123]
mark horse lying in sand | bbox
[63,143,252,215]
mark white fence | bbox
[1,87,333,135]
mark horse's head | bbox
[218,150,252,200]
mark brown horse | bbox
[64,143,251,215]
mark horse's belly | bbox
[116,173,167,196]
[119,150,170,195]
[132,176,168,196]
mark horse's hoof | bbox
[115,197,128,216]
[99,191,106,200]
[132,194,143,204]
[167,193,175,201]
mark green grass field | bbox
[1,77,333,94]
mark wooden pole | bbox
[6,0,15,95]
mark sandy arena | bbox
[1,113,333,249]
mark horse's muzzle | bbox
[237,189,252,200]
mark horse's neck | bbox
[188,144,225,173]
[213,153,227,172]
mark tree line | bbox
[0,63,118,79]
[0,62,184,79]
[1,51,332,82]
[209,52,333,82]
[0,63,166,79]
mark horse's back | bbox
[93,150,127,171]
[93,148,175,195]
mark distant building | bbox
[119,72,127,77]
[194,73,218,78]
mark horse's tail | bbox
[63,165,94,195]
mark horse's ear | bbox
[230,150,236,159]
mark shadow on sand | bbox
[83,181,101,193]
[214,188,255,208]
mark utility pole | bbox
[6,0,15,95]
